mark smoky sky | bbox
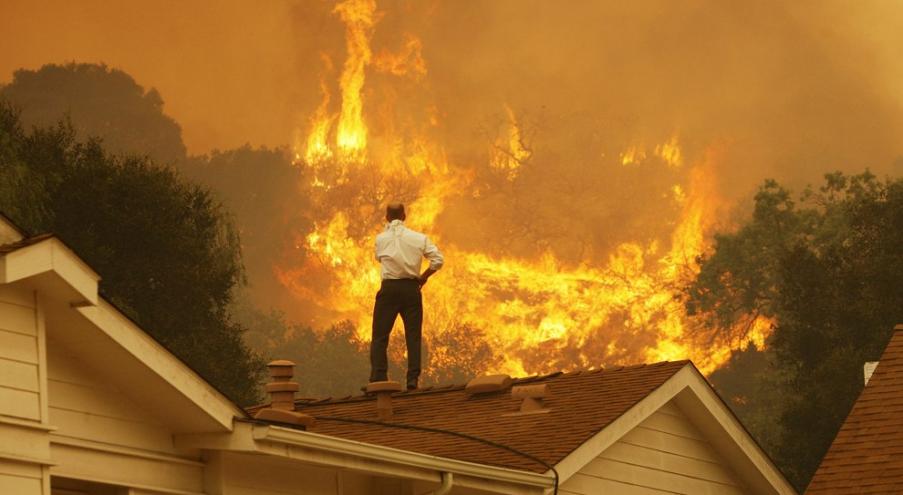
[2,0,900,190]
[4,0,903,278]
[3,0,903,371]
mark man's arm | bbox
[420,237,444,287]
[374,235,382,262]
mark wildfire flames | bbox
[278,0,769,379]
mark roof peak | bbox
[270,360,691,409]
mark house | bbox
[806,324,903,494]
[0,214,796,494]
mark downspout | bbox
[423,472,453,495]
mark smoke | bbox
[421,0,902,194]
[281,0,903,256]
[3,0,902,376]
[0,0,300,152]
[3,1,900,180]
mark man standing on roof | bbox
[370,203,444,391]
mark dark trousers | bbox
[370,278,423,386]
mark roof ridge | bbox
[256,358,692,474]
[283,360,690,408]
[0,232,54,253]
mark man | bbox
[370,203,444,390]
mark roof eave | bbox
[178,419,555,495]
[0,235,245,432]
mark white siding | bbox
[46,344,205,494]
[561,401,748,495]
[213,453,495,495]
[0,288,41,421]
[0,286,50,495]
[0,460,43,494]
[214,452,341,495]
[47,345,177,454]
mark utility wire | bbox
[313,415,559,495]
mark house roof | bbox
[252,361,688,473]
[0,232,53,253]
[0,226,245,431]
[806,325,903,494]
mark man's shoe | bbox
[406,382,418,391]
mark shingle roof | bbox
[0,233,54,254]
[806,326,903,494]
[252,361,688,473]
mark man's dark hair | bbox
[386,203,406,221]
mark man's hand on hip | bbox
[419,268,437,288]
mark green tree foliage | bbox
[179,147,311,301]
[236,296,372,398]
[0,63,186,164]
[0,101,263,405]
[240,302,497,397]
[686,172,903,489]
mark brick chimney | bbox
[265,360,298,410]
[366,381,404,420]
[253,360,315,428]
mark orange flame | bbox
[302,54,336,167]
[490,105,532,180]
[374,34,427,80]
[283,1,769,380]
[333,0,376,161]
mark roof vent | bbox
[366,381,404,420]
[465,374,512,395]
[509,384,550,414]
[265,360,298,410]
[253,360,315,428]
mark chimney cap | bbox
[366,381,404,394]
[267,359,296,367]
[511,383,550,400]
[267,360,295,379]
[465,374,513,395]
[265,382,300,393]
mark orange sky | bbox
[0,0,305,153]
[4,0,903,373]
[2,0,902,171]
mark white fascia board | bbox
[178,420,553,494]
[255,423,554,490]
[1,236,244,431]
[74,299,245,430]
[552,364,796,495]
[1,237,99,305]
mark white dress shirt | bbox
[375,220,444,280]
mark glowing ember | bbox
[656,135,683,168]
[620,146,647,166]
